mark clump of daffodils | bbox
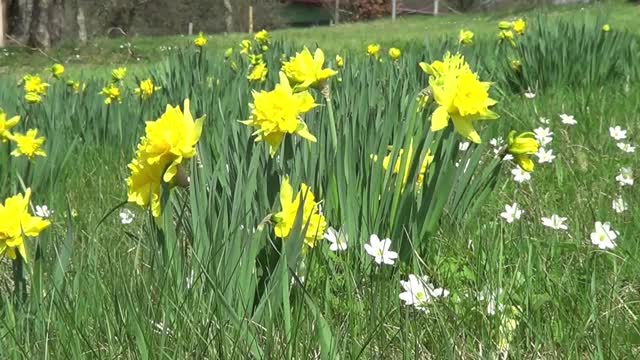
[419,52,498,143]
[126,99,204,218]
[367,44,381,59]
[21,74,49,104]
[194,32,207,48]
[506,131,540,172]
[100,83,122,105]
[254,29,270,51]
[0,188,51,261]
[241,72,318,156]
[282,47,337,91]
[458,29,474,45]
[1,110,47,160]
[134,79,162,100]
[273,176,327,248]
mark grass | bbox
[1,2,640,358]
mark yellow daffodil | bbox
[498,21,512,30]
[602,24,610,32]
[388,47,401,61]
[247,62,268,83]
[22,75,49,95]
[425,53,498,143]
[66,80,85,93]
[459,29,474,45]
[282,47,338,91]
[0,188,50,261]
[510,59,522,72]
[134,79,162,100]
[126,149,167,218]
[111,67,127,82]
[512,18,526,35]
[50,63,65,79]
[498,30,516,47]
[240,40,252,55]
[194,32,207,48]
[255,29,270,45]
[373,140,434,189]
[24,93,42,104]
[9,128,47,159]
[507,131,539,172]
[273,176,327,248]
[100,84,121,105]
[367,44,381,58]
[240,72,318,156]
[336,54,344,68]
[0,111,20,142]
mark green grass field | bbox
[1,2,640,358]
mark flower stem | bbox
[12,253,27,304]
[321,84,338,153]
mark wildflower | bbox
[536,148,555,164]
[367,44,380,59]
[458,29,474,45]
[500,202,522,223]
[425,53,498,143]
[111,67,127,82]
[602,24,610,32]
[533,127,553,146]
[240,72,318,156]
[616,167,633,186]
[459,141,470,151]
[478,288,504,315]
[388,47,401,61]
[399,275,449,312]
[23,75,49,95]
[590,221,618,249]
[100,84,121,105]
[282,47,337,90]
[511,167,531,183]
[336,54,344,68]
[324,226,348,251]
[273,176,327,248]
[541,214,568,230]
[24,93,42,104]
[50,63,65,79]
[0,111,19,142]
[134,79,162,100]
[498,21,512,30]
[616,142,635,153]
[524,89,536,99]
[539,117,550,125]
[194,32,207,48]
[498,30,516,47]
[0,188,50,261]
[247,62,268,83]
[240,40,252,55]
[510,59,522,71]
[559,113,577,125]
[119,208,135,224]
[254,29,270,45]
[364,234,398,265]
[609,126,627,140]
[507,131,539,172]
[512,18,526,35]
[612,197,627,213]
[9,129,47,159]
[35,205,52,219]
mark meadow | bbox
[1,3,640,359]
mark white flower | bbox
[35,205,52,219]
[539,117,550,124]
[616,142,636,153]
[616,168,634,186]
[489,137,504,148]
[560,113,577,125]
[612,197,627,213]
[119,208,135,225]
[458,141,470,151]
[524,89,536,99]
[324,227,348,252]
[399,275,448,312]
[511,167,531,183]
[150,321,173,336]
[533,127,553,146]
[478,288,504,316]
[541,214,568,230]
[503,153,514,161]
[364,234,398,265]
[500,203,523,223]
[536,148,556,164]
[609,126,627,141]
[590,221,619,250]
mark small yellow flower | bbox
[50,63,65,79]
[134,79,162,100]
[0,111,20,142]
[498,21,512,30]
[22,75,49,95]
[282,47,337,91]
[602,24,611,32]
[224,47,234,59]
[194,32,207,48]
[458,29,474,45]
[336,54,344,68]
[254,29,270,45]
[240,40,252,55]
[0,188,50,261]
[111,67,127,82]
[273,176,327,248]
[9,128,47,159]
[510,59,522,72]
[247,62,268,83]
[367,44,381,58]
[24,93,43,104]
[240,72,318,156]
[388,47,401,61]
[512,18,526,35]
[498,30,516,47]
[507,131,539,172]
[100,84,121,105]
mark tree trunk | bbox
[223,0,232,32]
[75,0,86,43]
[29,0,49,49]
[8,0,32,41]
[47,0,63,45]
